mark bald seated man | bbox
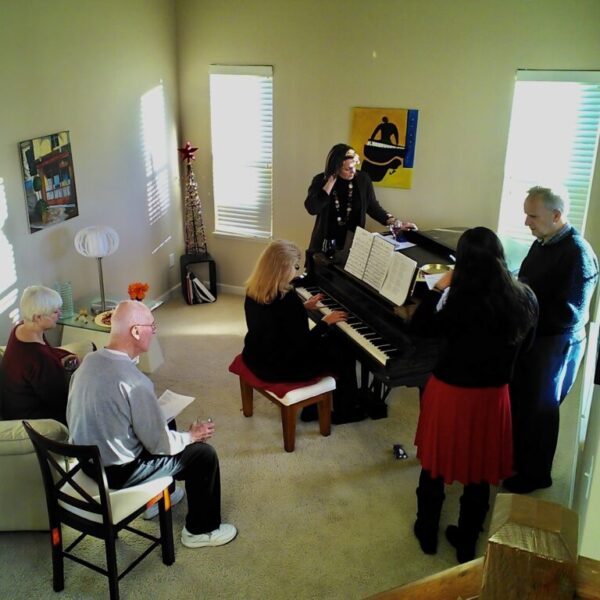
[67,300,237,548]
[505,186,598,494]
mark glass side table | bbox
[57,298,164,373]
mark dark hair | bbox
[324,143,354,179]
[446,227,536,343]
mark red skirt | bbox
[415,375,513,486]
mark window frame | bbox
[497,70,600,271]
[208,65,273,240]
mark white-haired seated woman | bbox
[241,239,365,424]
[1,285,92,424]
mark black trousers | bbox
[104,443,221,535]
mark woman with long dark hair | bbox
[304,143,415,253]
[410,227,537,563]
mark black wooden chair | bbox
[23,421,175,600]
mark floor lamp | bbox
[74,225,120,315]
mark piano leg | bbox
[368,379,389,420]
[360,362,370,393]
[357,361,390,420]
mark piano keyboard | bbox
[296,286,401,366]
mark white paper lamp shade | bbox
[74,225,120,314]
[74,226,120,258]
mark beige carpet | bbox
[0,293,577,599]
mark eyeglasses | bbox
[133,322,157,333]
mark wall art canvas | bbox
[19,130,79,233]
[350,107,419,189]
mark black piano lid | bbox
[413,227,468,253]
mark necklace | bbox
[332,182,353,226]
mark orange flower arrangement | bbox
[128,282,149,301]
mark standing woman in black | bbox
[410,227,537,563]
[304,144,415,253]
[242,239,365,423]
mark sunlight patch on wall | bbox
[152,235,172,255]
[0,177,18,318]
[146,168,170,223]
[141,83,172,225]
[1,290,20,323]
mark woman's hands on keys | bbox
[323,310,348,325]
[304,293,324,311]
[303,292,347,325]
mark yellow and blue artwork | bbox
[350,107,419,189]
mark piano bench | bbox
[228,355,335,452]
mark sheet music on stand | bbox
[344,226,374,278]
[344,227,417,306]
[362,235,395,290]
[380,252,418,305]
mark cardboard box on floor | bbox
[480,493,578,600]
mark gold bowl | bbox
[420,263,452,276]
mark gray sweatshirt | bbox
[67,348,191,466]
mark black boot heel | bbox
[445,525,476,563]
[414,520,438,554]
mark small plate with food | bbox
[94,310,113,329]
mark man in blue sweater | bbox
[504,186,598,494]
[67,300,237,548]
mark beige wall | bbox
[0,0,182,341]
[175,0,600,289]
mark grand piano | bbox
[295,228,466,418]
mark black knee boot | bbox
[414,469,445,555]
[446,481,489,563]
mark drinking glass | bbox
[322,239,337,259]
[389,219,405,242]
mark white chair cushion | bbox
[264,376,336,407]
[59,472,173,524]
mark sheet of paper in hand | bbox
[158,389,195,422]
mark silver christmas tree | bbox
[179,141,208,255]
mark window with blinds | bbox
[209,65,273,239]
[497,70,600,271]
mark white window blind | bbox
[497,70,600,271]
[209,65,273,239]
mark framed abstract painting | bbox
[350,107,419,189]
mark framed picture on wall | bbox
[350,107,419,189]
[19,130,79,233]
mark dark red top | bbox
[1,324,71,423]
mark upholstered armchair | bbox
[0,417,68,530]
[0,341,92,531]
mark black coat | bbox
[242,292,329,382]
[304,170,389,251]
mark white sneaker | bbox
[181,523,237,548]
[143,487,185,520]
